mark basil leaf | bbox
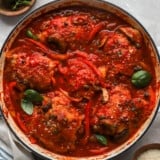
[24,89,43,103]
[95,134,107,146]
[131,70,152,88]
[26,29,38,40]
[21,99,33,115]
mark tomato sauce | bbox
[3,6,156,157]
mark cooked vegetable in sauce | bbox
[3,6,156,157]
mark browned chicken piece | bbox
[91,85,137,141]
[37,90,84,153]
[103,32,137,56]
[37,14,96,52]
[57,51,101,92]
[100,29,143,76]
[5,47,58,91]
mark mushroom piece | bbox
[112,123,129,142]
[47,33,67,53]
[117,26,142,48]
[100,118,116,135]
[101,88,109,103]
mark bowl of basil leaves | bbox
[0,0,36,16]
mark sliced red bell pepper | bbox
[77,57,108,88]
[89,147,108,154]
[24,38,68,60]
[16,113,28,133]
[84,101,91,143]
[88,21,106,42]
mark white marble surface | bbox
[0,1,160,160]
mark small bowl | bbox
[0,0,36,16]
[133,143,160,160]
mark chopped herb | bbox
[95,134,108,146]
[21,99,33,115]
[26,29,38,40]
[4,0,31,11]
[21,89,43,115]
[24,89,43,104]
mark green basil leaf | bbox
[26,29,38,40]
[131,70,152,88]
[24,89,43,103]
[95,134,107,146]
[21,99,33,115]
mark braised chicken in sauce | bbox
[3,7,156,157]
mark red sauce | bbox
[3,6,156,157]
